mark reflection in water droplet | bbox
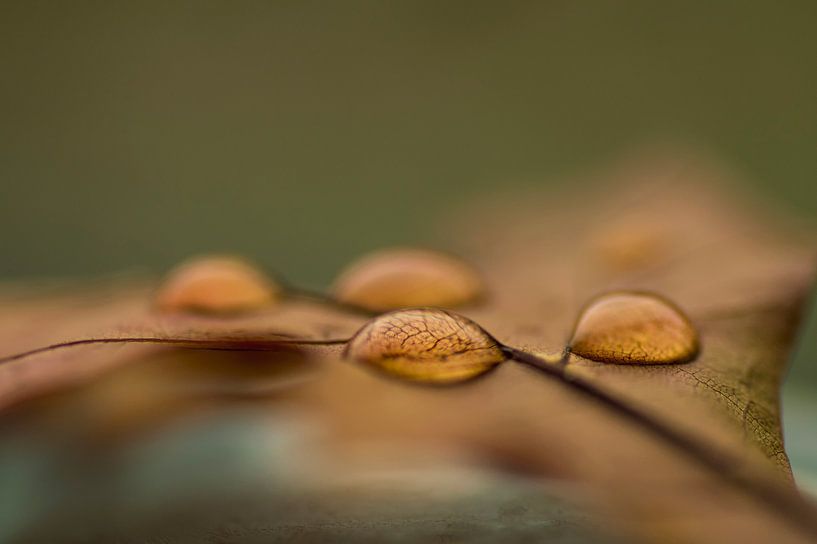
[344,308,505,383]
[155,255,280,314]
[332,248,484,311]
[569,292,699,364]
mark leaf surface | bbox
[1,150,815,543]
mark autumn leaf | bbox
[1,150,815,543]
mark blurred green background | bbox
[1,1,816,483]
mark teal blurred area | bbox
[0,407,611,543]
[1,0,817,501]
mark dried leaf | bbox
[0,285,362,409]
[1,149,815,543]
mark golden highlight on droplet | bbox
[569,291,699,365]
[331,248,484,312]
[154,255,280,314]
[344,308,505,383]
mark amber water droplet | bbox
[331,248,484,311]
[155,256,280,314]
[569,292,699,364]
[592,222,665,271]
[344,308,505,383]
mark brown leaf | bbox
[0,282,363,409]
[1,149,815,543]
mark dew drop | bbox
[331,248,484,311]
[344,308,505,383]
[569,292,699,364]
[591,222,665,271]
[154,255,280,314]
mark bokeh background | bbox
[1,1,816,536]
[3,2,817,283]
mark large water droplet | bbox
[344,308,505,383]
[331,248,484,311]
[569,292,699,364]
[154,255,280,314]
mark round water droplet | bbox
[331,248,484,311]
[569,292,699,364]
[345,308,505,383]
[155,256,280,314]
[592,222,665,271]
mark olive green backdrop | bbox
[3,2,816,281]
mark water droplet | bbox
[332,248,484,311]
[155,256,280,314]
[569,292,699,364]
[592,222,665,271]
[344,308,505,383]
